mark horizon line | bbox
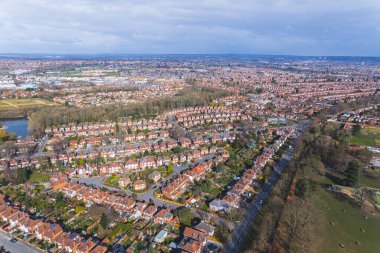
[0,52,380,59]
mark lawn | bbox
[366,126,380,135]
[0,98,55,110]
[104,175,122,186]
[350,134,377,147]
[359,173,380,189]
[350,127,380,147]
[318,186,380,253]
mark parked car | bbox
[10,238,17,243]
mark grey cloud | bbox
[0,0,379,55]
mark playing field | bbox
[318,185,380,253]
[0,98,55,111]
[350,126,380,147]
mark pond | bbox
[0,118,29,137]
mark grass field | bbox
[366,126,380,135]
[359,174,380,189]
[318,185,380,253]
[350,127,380,147]
[0,98,55,111]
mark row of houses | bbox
[338,105,380,125]
[67,146,228,177]
[181,115,248,128]
[174,105,242,118]
[47,131,170,152]
[46,119,172,138]
[209,132,292,212]
[51,175,175,225]
[177,111,243,122]
[1,133,232,170]
[161,153,229,200]
[0,198,107,253]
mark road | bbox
[33,135,48,156]
[224,145,294,252]
[72,153,236,228]
[0,230,43,253]
[74,154,214,207]
[32,136,172,158]
[224,121,309,253]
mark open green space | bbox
[359,173,380,189]
[350,134,377,147]
[0,98,55,111]
[318,185,380,253]
[366,126,380,135]
[350,127,380,147]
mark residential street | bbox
[0,230,43,253]
[74,154,214,207]
[224,122,309,253]
[224,144,294,252]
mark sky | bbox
[0,0,379,56]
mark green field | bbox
[366,126,380,135]
[350,134,376,146]
[0,98,55,111]
[318,185,380,253]
[359,174,380,189]
[350,127,380,147]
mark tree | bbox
[352,124,361,135]
[294,179,316,198]
[255,88,263,94]
[357,188,367,208]
[15,168,29,184]
[34,185,45,193]
[345,160,360,187]
[75,205,86,215]
[200,180,211,192]
[100,213,109,229]
[177,207,194,226]
[355,148,372,164]
[77,158,86,166]
[122,222,132,233]
[167,163,173,175]
[278,198,320,253]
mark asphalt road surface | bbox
[0,230,42,253]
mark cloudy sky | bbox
[0,0,379,56]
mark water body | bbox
[0,119,29,137]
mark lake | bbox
[0,119,29,137]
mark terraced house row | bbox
[0,197,107,253]
[50,174,176,224]
[161,152,229,200]
[46,118,172,138]
[209,130,293,212]
[1,134,233,172]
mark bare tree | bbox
[277,198,321,253]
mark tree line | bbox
[238,95,378,253]
[29,86,232,137]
